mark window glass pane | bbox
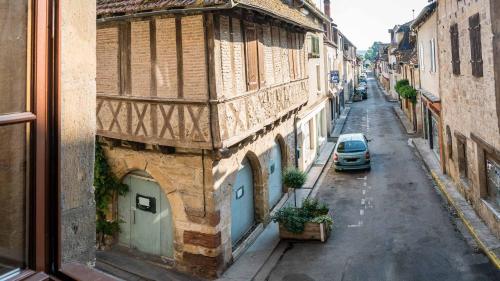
[0,0,29,115]
[337,141,366,153]
[0,123,28,275]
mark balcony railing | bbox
[96,78,309,149]
[217,78,308,147]
[96,95,213,149]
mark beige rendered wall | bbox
[59,0,97,265]
[416,12,439,97]
[438,0,500,237]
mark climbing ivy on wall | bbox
[94,142,128,247]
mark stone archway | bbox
[117,171,174,258]
[244,150,265,223]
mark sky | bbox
[331,0,431,50]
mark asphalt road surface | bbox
[267,74,500,281]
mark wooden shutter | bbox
[469,13,483,77]
[288,32,295,80]
[244,24,259,91]
[293,33,300,79]
[450,24,460,75]
[257,25,266,87]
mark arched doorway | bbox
[231,157,255,245]
[118,172,174,258]
[268,140,283,209]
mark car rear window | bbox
[337,140,366,153]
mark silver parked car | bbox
[333,133,371,171]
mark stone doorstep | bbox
[392,105,416,134]
[217,142,338,281]
[411,138,500,270]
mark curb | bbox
[430,171,500,270]
[411,139,500,270]
[391,106,416,135]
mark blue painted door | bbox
[268,141,283,208]
[231,158,255,245]
[118,174,174,258]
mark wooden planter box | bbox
[279,221,331,242]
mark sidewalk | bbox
[331,107,351,141]
[411,138,500,269]
[392,105,415,134]
[217,108,350,281]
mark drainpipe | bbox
[294,113,299,168]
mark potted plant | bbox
[282,167,307,207]
[272,198,333,242]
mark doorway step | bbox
[96,246,203,281]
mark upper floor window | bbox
[419,43,425,71]
[310,35,320,58]
[430,38,437,73]
[450,23,460,75]
[469,13,483,77]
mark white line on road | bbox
[347,221,363,228]
[361,199,365,205]
[363,182,367,187]
[360,209,364,216]
[362,190,366,195]
[356,176,367,180]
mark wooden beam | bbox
[175,16,184,98]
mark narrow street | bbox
[267,74,500,281]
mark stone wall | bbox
[60,0,97,266]
[438,0,500,238]
[212,117,295,267]
[103,146,224,278]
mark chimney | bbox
[324,0,331,19]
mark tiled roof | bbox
[96,0,227,16]
[411,1,437,30]
[235,0,321,30]
[96,0,322,30]
[394,49,417,65]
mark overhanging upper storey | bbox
[96,1,321,150]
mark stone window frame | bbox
[454,131,470,184]
[471,133,500,208]
[446,125,453,159]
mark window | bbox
[310,35,320,58]
[456,133,469,181]
[244,24,259,91]
[316,64,321,91]
[469,13,483,77]
[450,23,460,75]
[446,125,453,159]
[419,43,425,71]
[337,141,367,153]
[309,119,315,149]
[430,38,437,73]
[485,156,500,208]
[0,1,33,277]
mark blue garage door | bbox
[268,141,283,209]
[231,158,255,245]
[118,174,174,258]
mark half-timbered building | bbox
[95,0,328,278]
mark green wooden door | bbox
[118,174,174,258]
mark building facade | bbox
[412,2,444,169]
[437,0,500,238]
[95,0,328,278]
